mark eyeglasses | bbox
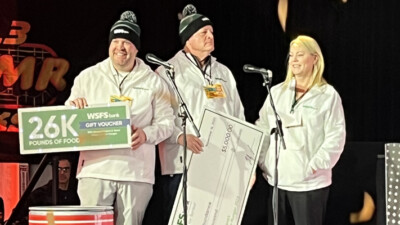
[58,167,71,173]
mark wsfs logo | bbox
[0,20,69,131]
[176,213,185,225]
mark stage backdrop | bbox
[1,0,399,142]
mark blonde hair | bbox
[283,35,327,88]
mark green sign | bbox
[18,102,131,154]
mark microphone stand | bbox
[164,68,200,225]
[261,73,286,225]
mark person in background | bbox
[12,155,79,225]
[28,156,80,206]
[256,35,346,225]
[65,10,174,225]
[153,4,245,225]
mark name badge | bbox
[110,95,133,106]
[204,83,226,99]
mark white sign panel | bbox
[18,102,131,154]
[169,108,265,225]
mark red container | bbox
[29,206,114,225]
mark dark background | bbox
[1,0,399,224]
[2,0,399,141]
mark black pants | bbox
[160,173,182,225]
[267,185,330,225]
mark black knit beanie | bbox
[109,11,141,50]
[179,4,213,46]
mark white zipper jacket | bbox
[157,51,245,175]
[65,57,174,184]
[256,79,346,191]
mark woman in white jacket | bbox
[256,35,346,225]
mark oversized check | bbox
[169,108,265,225]
[18,102,131,154]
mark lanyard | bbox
[113,70,130,95]
[290,88,308,114]
[184,51,213,85]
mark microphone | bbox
[146,53,174,70]
[243,64,273,81]
[243,64,272,77]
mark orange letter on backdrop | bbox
[36,58,69,91]
[1,21,31,45]
[0,55,35,89]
